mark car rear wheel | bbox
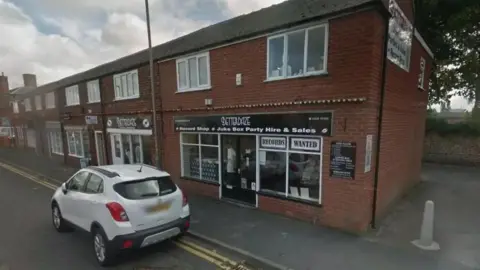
[92,228,116,267]
[52,204,71,232]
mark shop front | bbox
[106,115,153,165]
[175,111,332,207]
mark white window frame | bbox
[35,95,42,110]
[87,79,101,103]
[180,133,220,183]
[266,24,329,81]
[113,70,139,100]
[65,85,80,106]
[45,92,56,109]
[49,131,63,155]
[176,52,211,92]
[65,129,84,158]
[12,101,19,114]
[24,98,32,111]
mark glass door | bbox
[221,135,257,206]
[111,134,123,164]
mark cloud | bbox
[3,0,287,89]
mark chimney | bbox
[23,73,37,87]
[0,72,9,93]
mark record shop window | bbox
[181,133,219,183]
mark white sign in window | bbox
[260,136,287,149]
[267,24,328,80]
[290,138,321,151]
[387,0,413,71]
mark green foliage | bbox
[415,0,480,105]
[426,116,480,137]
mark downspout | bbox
[370,1,391,229]
[156,61,165,168]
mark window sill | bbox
[114,95,140,102]
[52,152,64,156]
[87,101,101,104]
[65,104,80,107]
[46,107,56,110]
[176,86,212,94]
[257,190,322,207]
[264,71,328,83]
[68,154,85,158]
[180,176,220,186]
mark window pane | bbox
[201,134,218,145]
[178,61,188,89]
[68,171,89,191]
[127,73,134,96]
[122,134,132,164]
[182,133,199,144]
[198,56,208,86]
[114,177,177,200]
[286,30,305,77]
[68,132,75,154]
[288,153,320,201]
[115,77,121,98]
[74,132,83,156]
[188,57,198,88]
[306,27,326,73]
[141,136,153,165]
[259,151,287,194]
[132,135,142,163]
[85,174,103,193]
[182,145,200,179]
[268,36,284,78]
[201,146,219,182]
[121,75,128,97]
[132,72,139,95]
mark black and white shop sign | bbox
[174,112,333,136]
[290,138,321,152]
[260,136,287,150]
[107,115,152,130]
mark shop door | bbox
[221,135,257,206]
[110,134,123,164]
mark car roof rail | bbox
[88,166,120,178]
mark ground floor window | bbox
[181,133,220,182]
[110,133,152,165]
[26,129,36,148]
[259,136,322,202]
[16,126,24,141]
[49,131,63,155]
[66,129,84,157]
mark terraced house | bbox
[1,0,434,232]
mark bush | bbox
[425,117,480,137]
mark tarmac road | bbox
[0,166,251,270]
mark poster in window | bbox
[330,141,356,180]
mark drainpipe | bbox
[370,2,391,229]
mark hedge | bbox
[425,117,480,137]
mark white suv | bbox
[50,164,190,266]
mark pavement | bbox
[1,148,479,270]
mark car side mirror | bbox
[61,183,68,194]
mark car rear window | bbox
[113,177,177,200]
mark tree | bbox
[415,0,480,117]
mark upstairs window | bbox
[65,85,80,106]
[113,70,139,100]
[24,98,32,111]
[12,101,19,113]
[35,95,42,110]
[87,80,101,103]
[45,92,55,109]
[267,24,328,80]
[176,52,210,92]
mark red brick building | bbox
[3,0,433,232]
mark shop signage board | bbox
[174,112,333,136]
[85,115,98,125]
[107,115,152,130]
[330,141,356,179]
[387,0,413,71]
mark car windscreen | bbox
[113,177,177,200]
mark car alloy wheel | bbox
[52,207,61,229]
[94,234,106,263]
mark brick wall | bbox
[423,133,480,165]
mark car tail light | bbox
[106,202,129,222]
[181,189,188,207]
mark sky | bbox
[0,0,472,110]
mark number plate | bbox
[146,201,171,213]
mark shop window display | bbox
[181,133,219,182]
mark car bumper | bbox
[110,216,190,250]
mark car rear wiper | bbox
[141,193,159,197]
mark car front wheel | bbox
[52,204,71,232]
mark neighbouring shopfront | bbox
[106,115,153,165]
[175,112,332,207]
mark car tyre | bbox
[92,227,116,267]
[52,204,72,232]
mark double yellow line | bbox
[0,161,252,270]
